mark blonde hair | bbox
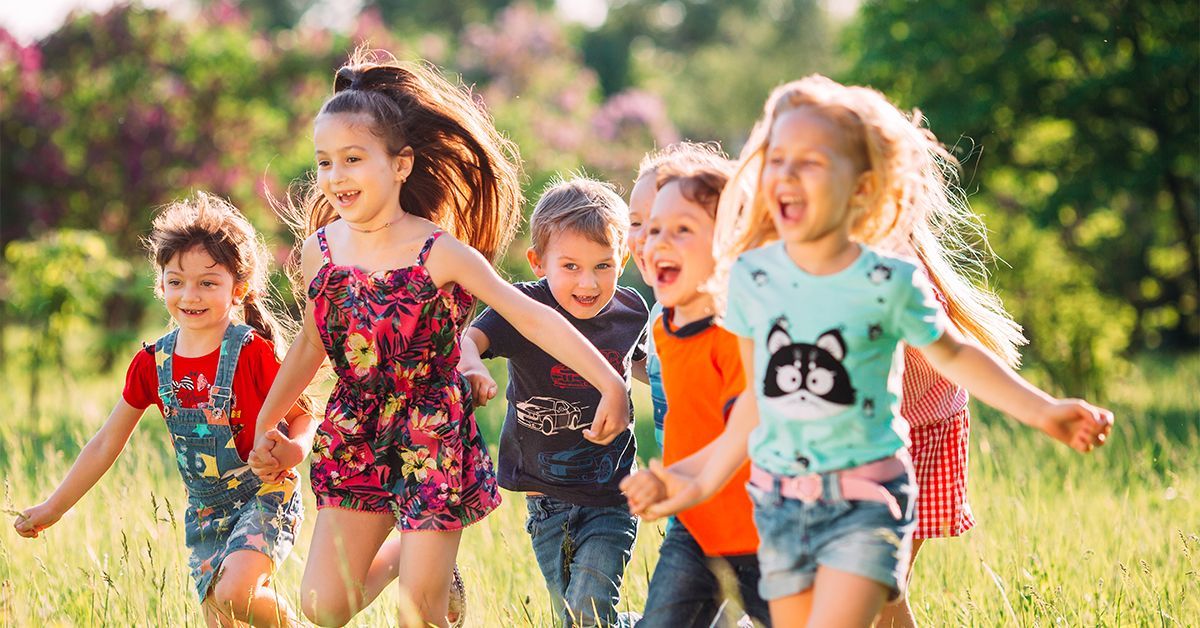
[715,75,1025,366]
[654,159,736,219]
[636,141,729,182]
[530,175,629,256]
[280,48,523,264]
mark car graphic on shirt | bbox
[515,396,590,435]
[549,349,626,389]
[537,446,618,485]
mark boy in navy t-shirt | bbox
[459,176,648,627]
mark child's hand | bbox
[460,363,498,408]
[639,459,705,521]
[1034,399,1114,453]
[248,432,282,480]
[619,469,667,515]
[263,429,306,471]
[583,389,630,445]
[12,502,61,538]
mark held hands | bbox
[12,502,61,538]
[620,459,705,520]
[248,429,304,483]
[459,363,498,408]
[1034,398,1114,453]
[583,388,630,445]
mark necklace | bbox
[345,213,406,234]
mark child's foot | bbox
[447,565,466,628]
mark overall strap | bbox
[417,229,444,265]
[316,226,333,265]
[209,323,253,413]
[153,329,181,411]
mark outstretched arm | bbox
[14,400,144,537]
[430,238,628,444]
[918,327,1113,452]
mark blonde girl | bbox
[15,193,313,627]
[631,75,1113,627]
[250,50,630,628]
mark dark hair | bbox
[284,49,523,263]
[654,159,736,219]
[146,192,290,359]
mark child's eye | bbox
[346,156,360,163]
[596,263,612,270]
[167,280,182,286]
[202,281,216,288]
[317,159,331,168]
[647,227,661,236]
[630,221,642,228]
[564,263,578,270]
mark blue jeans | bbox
[525,494,639,627]
[639,523,772,628]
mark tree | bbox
[843,0,1199,351]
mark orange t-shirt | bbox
[654,310,758,556]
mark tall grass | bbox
[1,336,1195,625]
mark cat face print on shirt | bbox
[762,321,856,420]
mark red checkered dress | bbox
[901,345,975,539]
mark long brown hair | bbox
[145,192,293,361]
[282,48,523,263]
[714,75,1026,366]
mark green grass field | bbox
[1,341,1196,626]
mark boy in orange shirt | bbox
[622,161,770,627]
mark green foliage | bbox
[843,0,1200,351]
[983,208,1136,398]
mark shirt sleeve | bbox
[893,266,946,348]
[121,347,159,410]
[471,305,517,359]
[720,259,753,339]
[242,334,283,403]
[715,329,747,421]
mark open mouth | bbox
[655,261,681,285]
[778,195,804,222]
[180,308,208,316]
[573,294,599,307]
[334,191,361,206]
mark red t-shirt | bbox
[122,333,282,461]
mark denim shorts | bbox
[746,467,916,601]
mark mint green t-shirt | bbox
[722,243,945,476]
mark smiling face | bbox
[760,107,869,249]
[161,247,243,334]
[644,181,717,320]
[528,229,624,320]
[627,173,657,285]
[313,112,413,229]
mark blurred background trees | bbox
[1,0,1195,403]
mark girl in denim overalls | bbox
[625,76,1114,627]
[15,193,314,627]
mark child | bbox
[457,176,648,628]
[631,75,1113,627]
[250,51,630,628]
[13,193,312,627]
[622,160,773,627]
[628,142,730,451]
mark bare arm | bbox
[919,327,1112,451]
[631,357,649,385]
[429,238,628,443]
[253,235,327,442]
[458,328,497,407]
[14,400,144,537]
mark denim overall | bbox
[155,323,303,600]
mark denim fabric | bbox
[639,523,771,628]
[525,494,639,627]
[747,468,916,601]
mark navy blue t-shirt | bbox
[473,279,648,506]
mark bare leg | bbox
[203,597,247,628]
[875,538,925,627]
[206,550,299,627]
[361,536,404,607]
[393,529,463,628]
[300,509,396,626]
[767,589,814,628]
[806,566,890,628]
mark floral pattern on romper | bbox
[308,226,501,530]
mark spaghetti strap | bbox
[417,230,443,266]
[315,227,332,265]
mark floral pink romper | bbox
[308,227,501,530]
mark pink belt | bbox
[750,454,909,520]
